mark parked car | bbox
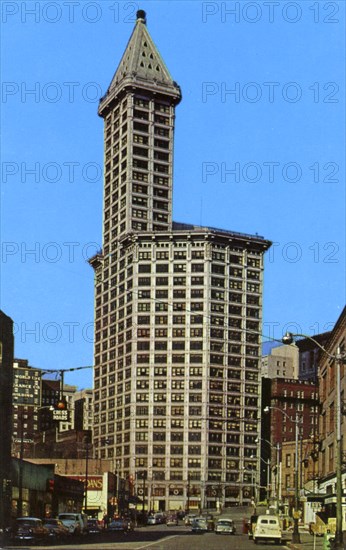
[11,517,49,544]
[43,518,70,540]
[147,513,165,525]
[87,518,102,534]
[108,516,134,532]
[253,514,282,545]
[58,512,88,535]
[184,513,198,525]
[147,514,156,525]
[191,517,208,533]
[154,513,166,524]
[215,517,236,535]
[166,513,178,526]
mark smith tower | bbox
[91,10,271,512]
[98,9,181,240]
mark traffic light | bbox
[55,398,67,410]
[46,478,55,492]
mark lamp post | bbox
[83,433,92,515]
[252,454,271,506]
[282,332,346,550]
[138,471,147,516]
[256,437,281,511]
[264,405,302,543]
[244,466,257,509]
[116,460,121,516]
[187,472,190,514]
[17,412,25,517]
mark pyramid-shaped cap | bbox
[99,10,181,116]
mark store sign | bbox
[52,409,69,421]
[68,475,103,491]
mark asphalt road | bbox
[2,528,288,550]
[1,507,325,550]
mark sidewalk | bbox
[287,531,346,550]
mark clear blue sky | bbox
[1,1,345,389]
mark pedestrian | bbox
[102,513,109,530]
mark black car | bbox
[43,518,70,540]
[87,519,102,534]
[11,517,49,544]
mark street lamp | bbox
[283,332,346,549]
[244,466,257,509]
[83,434,92,515]
[116,460,121,515]
[256,437,281,512]
[186,472,190,514]
[251,454,271,506]
[264,405,302,544]
[137,471,147,516]
[17,412,25,517]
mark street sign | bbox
[52,409,69,421]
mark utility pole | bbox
[142,472,146,514]
[17,413,24,517]
[334,347,343,549]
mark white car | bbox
[147,513,165,525]
[58,513,88,535]
[253,514,282,545]
[191,517,208,532]
[184,514,197,525]
[215,518,236,534]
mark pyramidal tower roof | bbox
[99,10,181,116]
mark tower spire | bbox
[99,8,181,117]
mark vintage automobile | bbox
[11,517,49,544]
[108,516,135,532]
[43,518,70,540]
[253,514,282,545]
[184,513,198,526]
[58,512,88,535]
[147,513,165,525]
[191,517,208,533]
[166,513,179,526]
[87,518,102,534]
[215,517,236,535]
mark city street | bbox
[2,510,324,550]
[2,528,286,550]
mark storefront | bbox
[51,475,84,517]
[66,473,111,519]
[11,459,54,519]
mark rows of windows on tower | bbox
[88,9,271,509]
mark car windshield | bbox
[218,520,232,525]
[17,519,37,526]
[44,520,58,524]
[59,515,76,520]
